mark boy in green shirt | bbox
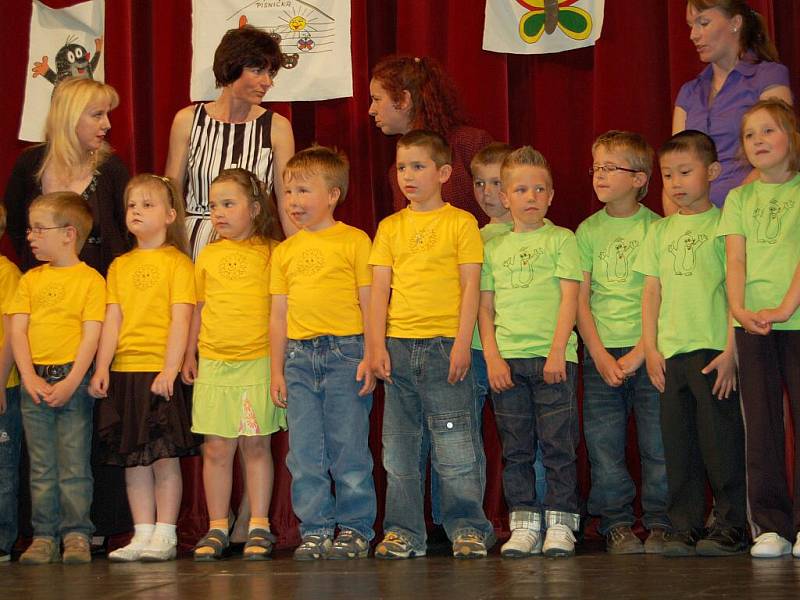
[634,130,746,557]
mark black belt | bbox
[34,363,73,382]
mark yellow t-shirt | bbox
[107,246,196,372]
[0,256,22,388]
[271,222,372,340]
[6,262,105,365]
[196,237,278,361]
[369,203,483,338]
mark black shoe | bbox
[696,526,748,556]
[663,530,699,557]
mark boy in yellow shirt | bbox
[369,130,494,559]
[0,203,22,563]
[270,146,376,560]
[6,192,105,565]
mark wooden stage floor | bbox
[6,545,800,600]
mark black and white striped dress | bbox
[184,103,275,260]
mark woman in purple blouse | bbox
[666,0,792,214]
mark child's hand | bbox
[755,306,791,326]
[151,368,178,400]
[645,348,666,393]
[617,347,644,378]
[180,354,198,385]
[43,378,78,408]
[356,359,376,396]
[592,350,625,387]
[271,375,287,408]
[0,388,6,415]
[89,369,109,398]
[733,307,771,335]
[448,340,471,385]
[23,374,52,405]
[371,346,393,384]
[543,351,567,385]
[486,355,513,393]
[701,349,737,400]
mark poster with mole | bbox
[19,0,105,142]
[191,0,352,102]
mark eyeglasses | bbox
[588,165,640,176]
[26,225,69,236]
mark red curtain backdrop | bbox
[1,1,798,547]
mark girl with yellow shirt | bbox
[182,168,287,560]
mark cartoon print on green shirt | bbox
[503,246,544,288]
[599,238,638,283]
[754,198,795,244]
[668,231,707,276]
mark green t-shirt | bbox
[633,207,728,359]
[481,221,582,362]
[717,174,800,330]
[472,221,514,350]
[576,204,660,348]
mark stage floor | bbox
[6,545,800,600]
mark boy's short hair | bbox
[29,192,93,252]
[470,142,513,173]
[397,129,452,168]
[284,144,350,204]
[0,203,6,238]
[501,146,553,188]
[658,130,719,166]
[592,130,654,200]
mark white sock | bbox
[132,523,155,544]
[152,522,177,544]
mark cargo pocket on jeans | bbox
[429,412,475,470]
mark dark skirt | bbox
[96,371,201,467]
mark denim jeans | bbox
[21,370,94,540]
[583,347,670,534]
[493,357,580,529]
[285,335,376,541]
[383,337,494,550]
[0,386,21,552]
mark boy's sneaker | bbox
[662,530,698,557]
[62,533,92,564]
[452,533,487,559]
[328,529,369,559]
[501,510,542,557]
[542,523,576,557]
[794,533,800,558]
[374,532,425,560]
[751,532,792,558]
[20,538,60,565]
[293,534,332,561]
[606,525,643,555]
[643,527,669,554]
[696,526,747,556]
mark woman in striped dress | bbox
[166,25,296,259]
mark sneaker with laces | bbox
[20,538,60,565]
[293,534,332,560]
[139,534,177,562]
[62,533,91,564]
[374,532,425,560]
[501,511,542,558]
[643,527,669,554]
[328,529,369,559]
[543,523,576,557]
[452,533,487,559]
[696,526,747,556]
[663,530,698,557]
[751,532,791,558]
[606,525,643,555]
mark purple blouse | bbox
[676,58,789,207]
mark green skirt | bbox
[192,356,287,438]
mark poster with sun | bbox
[19,0,105,142]
[191,0,351,102]
[483,0,605,55]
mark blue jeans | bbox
[21,370,94,540]
[285,335,376,541]
[583,348,670,534]
[383,337,493,550]
[0,386,22,553]
[493,357,580,529]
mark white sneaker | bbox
[501,511,543,557]
[751,532,792,558]
[108,539,150,562]
[543,523,576,557]
[139,534,177,562]
[793,532,800,558]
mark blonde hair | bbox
[124,175,190,255]
[30,191,93,251]
[501,146,553,188]
[740,98,800,172]
[211,168,282,241]
[38,78,119,182]
[592,130,654,200]
[284,145,350,205]
[470,142,513,173]
[397,129,452,168]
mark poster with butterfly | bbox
[19,0,105,142]
[483,0,605,55]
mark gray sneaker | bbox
[293,535,332,561]
[328,529,369,559]
[606,525,644,555]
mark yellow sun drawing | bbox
[288,15,307,31]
